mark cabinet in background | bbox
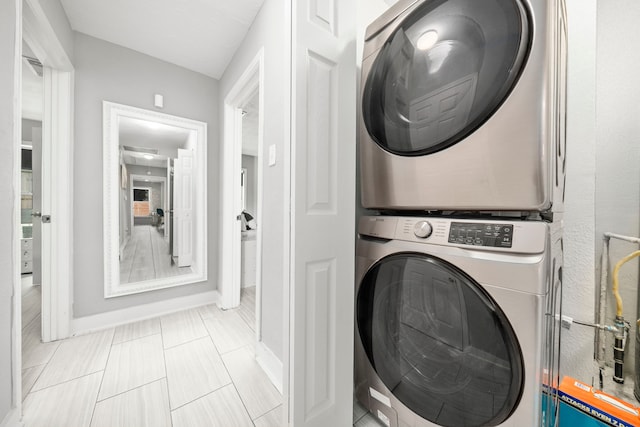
[21,238,33,274]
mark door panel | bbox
[290,0,356,425]
[31,127,42,285]
[177,149,193,267]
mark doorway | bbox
[18,0,74,349]
[220,50,264,313]
[239,89,261,333]
[220,49,278,387]
[20,42,44,367]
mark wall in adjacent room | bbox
[561,0,598,384]
[219,0,288,362]
[594,0,640,383]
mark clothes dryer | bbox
[359,0,567,212]
[354,215,563,426]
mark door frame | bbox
[220,48,265,318]
[20,0,74,342]
[130,175,166,229]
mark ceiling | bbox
[120,116,191,167]
[59,0,265,79]
[22,43,43,121]
[242,90,260,156]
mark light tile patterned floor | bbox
[22,284,380,426]
[22,287,285,427]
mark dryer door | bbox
[357,253,524,427]
[362,0,530,156]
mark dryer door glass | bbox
[357,253,524,427]
[362,0,529,156]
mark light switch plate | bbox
[154,94,163,108]
[268,145,276,166]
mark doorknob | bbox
[31,211,51,223]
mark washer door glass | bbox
[362,0,530,156]
[357,253,524,427]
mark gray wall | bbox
[0,0,17,421]
[73,32,220,317]
[561,0,598,383]
[594,0,640,381]
[22,118,42,143]
[220,0,287,360]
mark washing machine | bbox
[359,0,567,213]
[354,215,563,427]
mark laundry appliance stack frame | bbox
[355,0,567,426]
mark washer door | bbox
[357,253,524,427]
[362,0,530,156]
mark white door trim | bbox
[220,48,264,312]
[11,0,23,420]
[22,0,74,342]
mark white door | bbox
[172,157,181,259]
[289,0,357,425]
[165,157,171,240]
[175,149,193,267]
[31,128,42,286]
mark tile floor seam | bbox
[229,374,257,423]
[30,366,107,394]
[88,376,102,427]
[161,329,209,350]
[96,376,168,404]
[22,363,47,401]
[166,382,232,413]
[29,331,63,379]
[90,332,118,427]
[214,336,259,423]
[220,343,274,423]
[158,315,176,424]
[112,328,161,346]
[22,312,39,332]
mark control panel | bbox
[359,216,547,255]
[448,222,513,248]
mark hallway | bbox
[21,284,383,427]
[120,225,192,284]
[21,287,283,427]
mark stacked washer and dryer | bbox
[354,1,567,426]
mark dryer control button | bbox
[413,221,433,239]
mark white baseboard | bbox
[0,407,23,427]
[72,290,220,336]
[256,340,283,393]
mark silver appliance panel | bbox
[359,0,567,212]
[354,215,563,426]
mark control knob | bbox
[413,221,433,239]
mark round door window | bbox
[362,0,530,156]
[357,253,524,427]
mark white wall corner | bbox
[256,340,283,394]
[0,407,23,427]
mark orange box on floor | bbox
[557,376,640,427]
